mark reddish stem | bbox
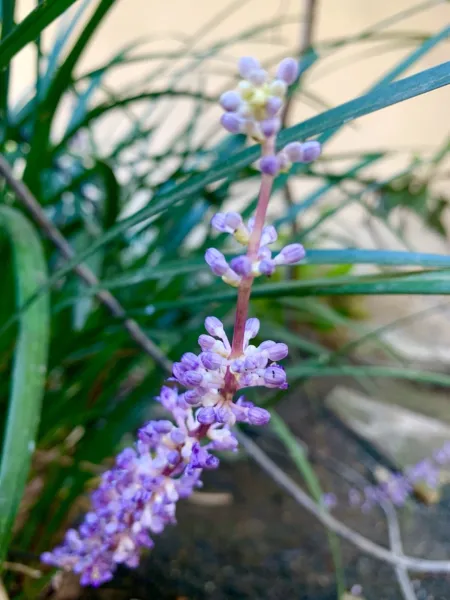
[230,138,275,357]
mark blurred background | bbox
[1,0,450,598]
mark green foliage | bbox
[0,0,449,593]
[0,207,49,563]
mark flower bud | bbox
[220,113,242,134]
[276,57,298,84]
[205,248,228,276]
[197,407,217,425]
[204,316,224,337]
[219,90,241,112]
[248,406,271,426]
[261,117,280,138]
[260,155,280,176]
[245,318,260,339]
[274,243,305,265]
[230,255,252,277]
[238,56,260,78]
[264,365,287,388]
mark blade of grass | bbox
[0,0,15,148]
[0,0,81,69]
[0,206,49,564]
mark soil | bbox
[46,380,450,600]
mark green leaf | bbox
[0,206,50,564]
[0,0,16,143]
[0,0,81,70]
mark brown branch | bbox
[236,430,450,574]
[0,155,172,374]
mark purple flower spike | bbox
[238,56,260,78]
[260,155,280,176]
[219,90,241,112]
[205,248,228,276]
[275,243,305,265]
[230,255,252,277]
[247,406,271,426]
[276,57,299,85]
[220,113,242,134]
[261,117,281,138]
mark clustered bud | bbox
[206,212,305,285]
[219,55,322,176]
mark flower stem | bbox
[230,138,275,357]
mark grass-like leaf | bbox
[0,206,50,563]
[0,0,81,69]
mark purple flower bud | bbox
[275,243,305,265]
[224,211,243,230]
[219,90,241,112]
[258,259,275,276]
[260,225,277,246]
[205,248,228,276]
[284,140,321,163]
[264,365,287,388]
[283,142,304,162]
[197,407,217,425]
[215,406,233,424]
[184,390,202,405]
[198,334,216,351]
[184,370,203,387]
[245,318,260,339]
[258,245,272,260]
[276,57,298,85]
[248,407,271,425]
[200,352,224,371]
[230,255,252,276]
[300,140,321,163]
[166,450,181,465]
[172,362,187,382]
[116,448,137,469]
[248,68,267,86]
[266,342,288,361]
[238,56,260,78]
[169,429,186,445]
[181,352,200,369]
[260,117,280,138]
[243,355,259,370]
[260,155,280,176]
[205,316,224,337]
[266,96,283,117]
[153,420,173,434]
[259,340,275,350]
[220,113,242,134]
[211,212,227,232]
